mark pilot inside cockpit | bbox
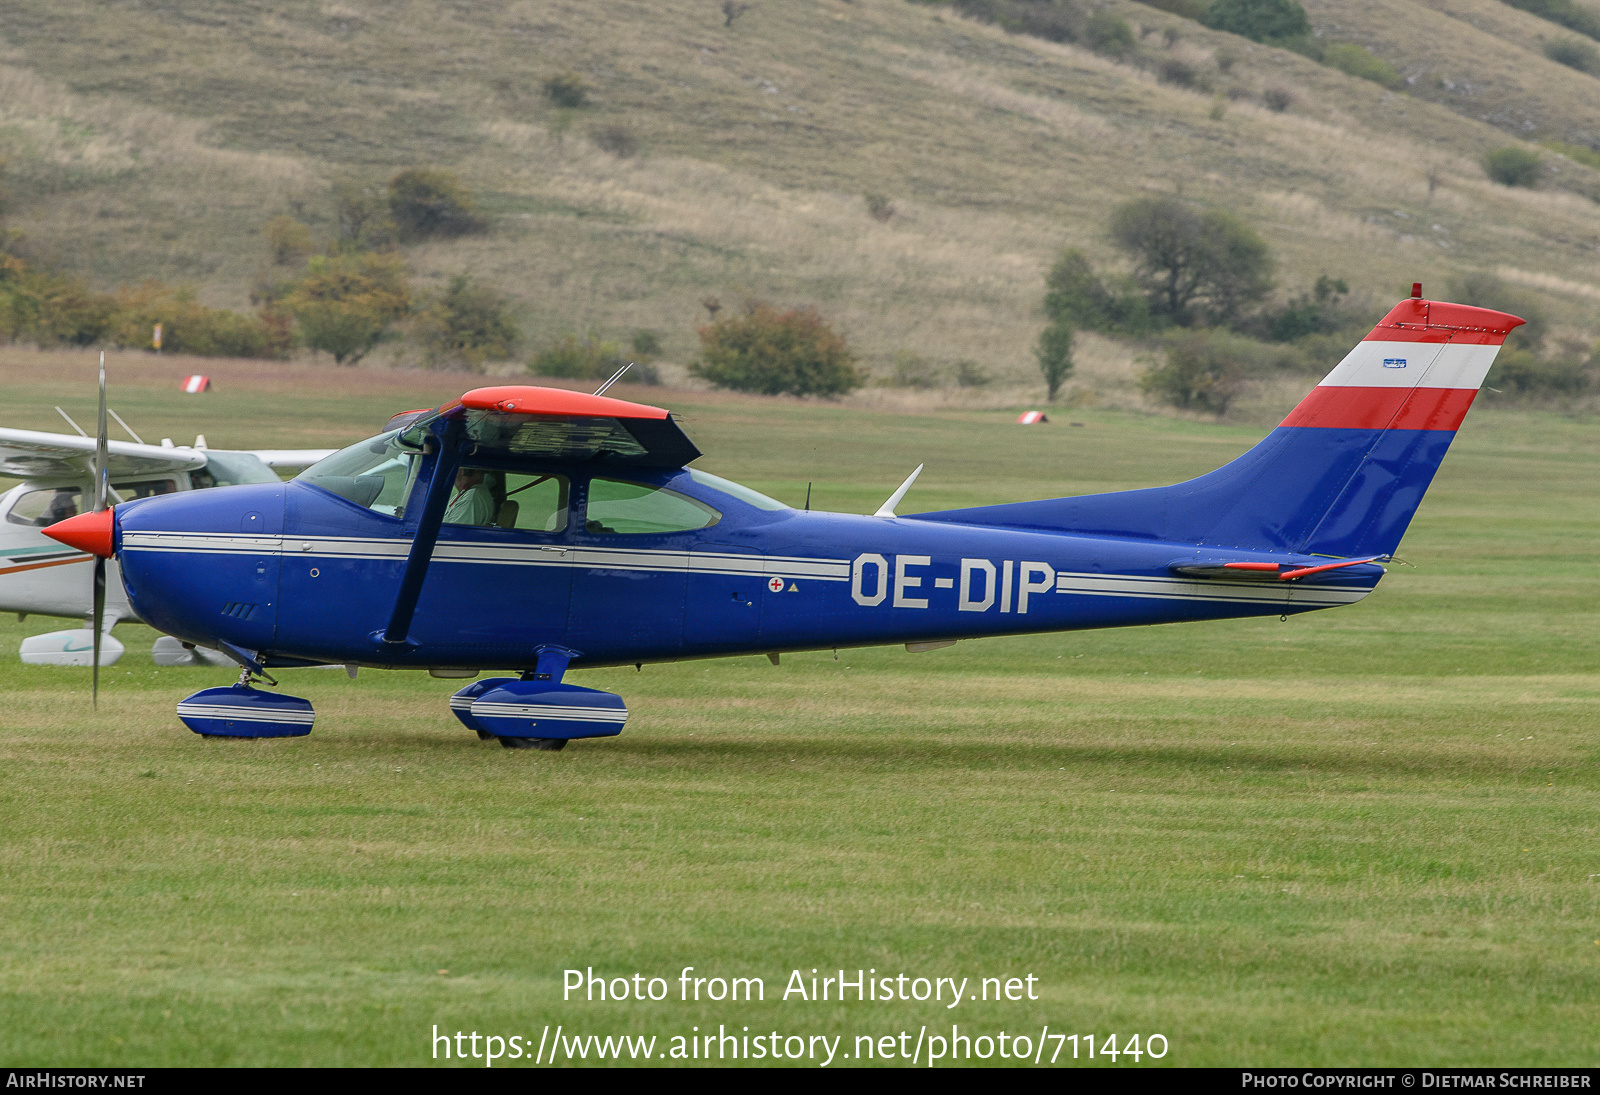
[443,467,500,527]
[42,489,82,526]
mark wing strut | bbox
[376,422,465,649]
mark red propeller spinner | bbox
[44,509,115,558]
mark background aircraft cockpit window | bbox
[189,451,282,490]
[686,469,789,511]
[6,480,177,528]
[296,430,422,516]
[443,469,569,533]
[585,478,720,535]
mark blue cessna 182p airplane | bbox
[45,290,1522,749]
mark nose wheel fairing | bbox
[176,684,314,738]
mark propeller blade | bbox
[92,557,105,708]
[91,352,109,706]
[94,352,109,513]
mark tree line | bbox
[0,168,516,369]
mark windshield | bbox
[686,469,788,511]
[296,429,424,517]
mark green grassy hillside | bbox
[4,0,1600,387]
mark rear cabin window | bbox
[6,480,176,527]
[443,469,569,533]
[585,478,720,535]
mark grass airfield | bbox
[0,352,1597,1066]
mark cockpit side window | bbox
[444,468,569,533]
[6,480,176,527]
[584,478,720,535]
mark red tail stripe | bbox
[1280,386,1477,431]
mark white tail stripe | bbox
[1318,340,1498,390]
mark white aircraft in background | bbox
[0,411,331,666]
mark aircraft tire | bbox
[498,736,568,751]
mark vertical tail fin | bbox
[911,296,1524,556]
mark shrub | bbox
[890,350,940,389]
[1504,0,1600,43]
[543,72,589,108]
[412,274,519,371]
[693,302,863,397]
[0,257,118,348]
[1158,58,1197,86]
[1035,321,1075,401]
[1140,328,1277,414]
[1043,248,1154,336]
[1483,146,1543,187]
[865,193,896,222]
[591,125,640,158]
[1086,11,1136,58]
[1324,43,1403,87]
[530,334,625,380]
[264,215,315,265]
[387,168,484,241]
[108,281,288,358]
[1138,0,1211,19]
[1488,349,1595,399]
[332,181,394,249]
[1261,274,1351,341]
[1262,85,1294,111]
[1109,197,1274,324]
[630,330,662,359]
[999,0,1084,42]
[1203,0,1310,42]
[953,0,1085,43]
[1543,37,1598,72]
[955,360,991,387]
[282,252,411,365]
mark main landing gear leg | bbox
[500,646,576,750]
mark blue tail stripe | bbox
[908,426,1459,558]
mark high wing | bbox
[444,385,701,468]
[0,427,207,480]
[244,449,337,469]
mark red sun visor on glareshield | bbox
[42,508,114,558]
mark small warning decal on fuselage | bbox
[1382,358,1408,368]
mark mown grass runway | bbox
[0,355,1596,1066]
